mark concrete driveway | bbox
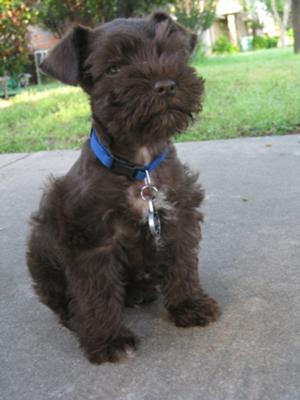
[1,135,299,400]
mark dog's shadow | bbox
[125,274,226,344]
[124,298,164,339]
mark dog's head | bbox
[41,12,204,145]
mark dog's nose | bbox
[154,80,176,96]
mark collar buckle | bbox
[111,156,144,180]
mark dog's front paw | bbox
[168,296,221,328]
[84,329,139,365]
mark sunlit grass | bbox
[182,47,300,141]
[0,48,299,153]
[0,83,90,152]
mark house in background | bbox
[26,26,59,84]
[213,0,248,45]
[202,0,277,52]
[27,25,59,52]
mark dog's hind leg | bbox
[26,228,70,328]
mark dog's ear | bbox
[40,25,92,86]
[151,11,197,54]
[189,33,198,53]
[151,11,171,24]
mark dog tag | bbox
[147,199,161,240]
[140,170,161,241]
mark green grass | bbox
[1,48,300,153]
[183,47,300,141]
[0,83,90,153]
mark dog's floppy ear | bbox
[189,32,198,53]
[151,11,197,54]
[40,25,92,86]
[151,11,171,23]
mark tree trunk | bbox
[271,0,291,47]
[292,0,300,53]
[185,0,191,15]
[283,0,291,28]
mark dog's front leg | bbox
[68,246,138,364]
[162,209,221,327]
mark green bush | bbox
[213,35,239,54]
[174,0,216,32]
[0,1,37,77]
[252,35,267,49]
[252,35,278,50]
[287,28,293,39]
[267,36,279,48]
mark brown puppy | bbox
[26,12,221,364]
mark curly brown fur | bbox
[26,12,220,365]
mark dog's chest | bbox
[126,148,174,223]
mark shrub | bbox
[0,1,36,77]
[174,0,216,32]
[252,35,278,50]
[252,35,268,49]
[37,0,174,37]
[267,36,279,48]
[213,35,239,54]
[287,28,293,39]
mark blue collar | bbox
[90,127,169,180]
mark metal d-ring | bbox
[140,184,158,201]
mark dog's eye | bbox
[106,65,121,75]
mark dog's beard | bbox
[139,108,192,137]
[95,102,191,145]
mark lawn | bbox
[0,48,299,153]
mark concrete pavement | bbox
[0,135,300,400]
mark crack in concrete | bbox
[0,154,31,170]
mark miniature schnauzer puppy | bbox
[27,12,221,364]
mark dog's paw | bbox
[168,296,221,328]
[84,329,139,365]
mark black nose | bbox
[154,80,176,96]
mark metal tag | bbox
[147,199,161,240]
[140,170,161,241]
